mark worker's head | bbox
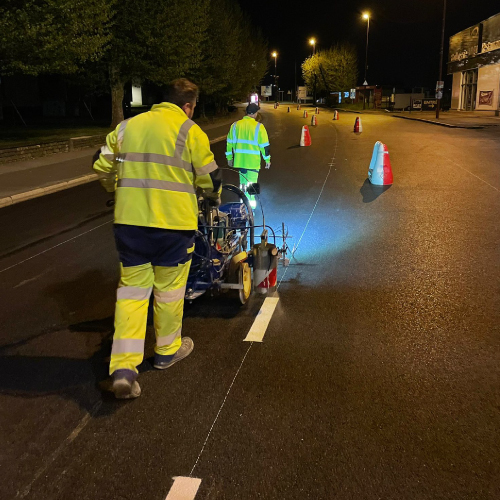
[164,78,199,118]
[246,103,260,118]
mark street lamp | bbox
[436,0,447,119]
[272,51,278,103]
[362,12,370,110]
[309,38,316,56]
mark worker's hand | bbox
[227,159,234,167]
[208,197,221,207]
[265,161,271,169]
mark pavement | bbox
[0,103,499,500]
[389,110,500,129]
[0,109,243,206]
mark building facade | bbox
[448,12,500,112]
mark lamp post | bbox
[436,0,447,119]
[309,37,316,56]
[309,38,317,105]
[272,51,278,103]
[362,12,370,110]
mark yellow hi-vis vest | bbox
[93,102,221,231]
[225,116,270,170]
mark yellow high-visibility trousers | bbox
[109,257,192,375]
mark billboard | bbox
[481,13,500,54]
[261,86,272,97]
[297,86,308,99]
[449,25,480,63]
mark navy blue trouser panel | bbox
[114,224,195,268]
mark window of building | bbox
[460,69,478,110]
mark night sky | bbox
[239,0,499,91]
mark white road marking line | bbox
[189,342,253,477]
[165,477,202,500]
[16,401,102,499]
[243,297,280,342]
[0,219,112,275]
[447,158,499,193]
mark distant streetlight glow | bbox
[309,38,316,56]
[362,12,370,109]
[272,51,278,102]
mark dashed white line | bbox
[165,477,202,500]
[244,297,280,342]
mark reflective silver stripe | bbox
[101,144,114,160]
[117,178,196,194]
[111,338,145,355]
[155,287,186,304]
[196,160,218,176]
[254,123,261,143]
[117,119,130,148]
[117,286,152,301]
[156,327,181,347]
[175,120,195,158]
[119,152,192,172]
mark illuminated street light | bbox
[272,51,278,102]
[362,12,370,109]
[309,38,316,55]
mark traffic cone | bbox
[297,104,301,110]
[274,103,277,109]
[300,126,312,146]
[332,110,338,120]
[315,107,320,114]
[303,110,308,118]
[311,115,317,126]
[368,142,393,185]
[354,116,362,133]
[287,106,290,112]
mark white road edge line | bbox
[16,401,102,499]
[0,219,113,275]
[165,477,202,500]
[243,297,279,342]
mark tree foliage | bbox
[0,0,113,75]
[302,44,358,93]
[0,0,269,126]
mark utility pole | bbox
[272,52,278,103]
[436,0,447,119]
[363,13,370,110]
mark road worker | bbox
[93,78,222,399]
[225,103,270,209]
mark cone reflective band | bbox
[354,116,362,133]
[300,125,311,146]
[368,141,393,185]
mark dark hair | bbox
[164,78,199,108]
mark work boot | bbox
[154,337,194,370]
[112,369,141,399]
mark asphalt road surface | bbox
[0,104,498,500]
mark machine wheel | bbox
[238,262,252,305]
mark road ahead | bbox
[1,104,499,500]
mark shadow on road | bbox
[360,178,392,203]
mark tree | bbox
[302,44,358,95]
[0,0,113,76]
[103,0,209,126]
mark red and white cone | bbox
[297,104,301,110]
[332,110,339,120]
[368,142,393,185]
[354,116,362,133]
[300,125,312,147]
[303,110,308,118]
[315,107,320,114]
[311,115,317,126]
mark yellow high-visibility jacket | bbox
[225,116,270,170]
[93,103,221,231]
